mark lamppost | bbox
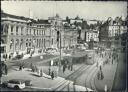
[59,29,62,71]
[55,16,62,72]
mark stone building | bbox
[1,12,79,60]
[1,12,53,58]
[63,26,78,49]
[1,12,31,58]
[85,29,99,42]
[28,19,53,52]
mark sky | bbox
[1,1,127,21]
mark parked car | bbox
[6,79,26,89]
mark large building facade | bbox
[1,12,30,58]
[1,12,78,59]
[99,17,127,48]
[108,17,127,48]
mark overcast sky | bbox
[1,1,127,20]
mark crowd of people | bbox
[96,48,119,80]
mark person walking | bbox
[51,71,54,80]
[49,67,51,75]
[63,65,66,73]
[40,69,43,77]
[19,65,22,71]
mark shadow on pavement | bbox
[30,73,41,77]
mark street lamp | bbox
[59,30,62,71]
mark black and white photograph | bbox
[0,1,127,92]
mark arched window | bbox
[16,26,19,35]
[1,24,4,34]
[26,29,28,35]
[10,39,14,50]
[26,39,28,47]
[37,39,38,47]
[1,39,5,44]
[3,24,8,35]
[30,29,31,35]
[16,39,19,45]
[37,30,38,35]
[52,38,53,45]
[44,39,45,48]
[20,39,23,49]
[21,27,23,35]
[11,25,13,35]
[42,30,44,35]
[39,39,41,47]
[34,29,35,35]
[57,31,60,41]
[42,39,43,45]
[29,39,31,46]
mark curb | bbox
[25,77,66,91]
[110,55,120,92]
[5,53,42,63]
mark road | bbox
[111,52,126,92]
[1,49,98,91]
[54,52,102,91]
[0,86,51,91]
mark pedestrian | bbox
[49,67,51,75]
[19,65,22,71]
[51,71,54,80]
[63,65,66,73]
[71,64,73,71]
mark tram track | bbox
[54,52,100,91]
[54,64,91,91]
[84,54,102,92]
